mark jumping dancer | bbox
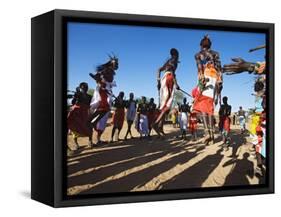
[153,48,180,136]
[89,55,118,146]
[193,35,223,145]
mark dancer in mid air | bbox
[192,35,223,144]
[89,55,118,146]
[153,48,180,136]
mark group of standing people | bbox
[67,77,160,149]
[110,93,159,141]
[171,98,198,141]
[223,46,267,172]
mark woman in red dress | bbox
[67,82,92,149]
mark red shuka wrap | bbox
[219,116,230,132]
[192,64,218,115]
[147,111,156,128]
[97,85,110,112]
[67,103,92,137]
[159,72,175,112]
[189,112,197,133]
[112,107,125,129]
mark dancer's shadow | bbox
[223,152,254,186]
[159,147,224,190]
[228,130,248,157]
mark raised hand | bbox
[157,80,161,90]
[89,72,102,82]
[223,58,255,75]
[175,83,180,90]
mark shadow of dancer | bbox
[223,152,254,186]
[228,130,248,157]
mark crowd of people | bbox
[223,47,266,173]
[67,35,267,173]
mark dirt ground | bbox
[67,120,266,196]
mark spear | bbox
[249,45,266,53]
[178,88,193,98]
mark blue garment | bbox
[255,97,263,113]
[180,112,188,132]
[126,101,136,121]
[138,114,149,136]
[239,116,245,130]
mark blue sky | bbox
[67,22,265,112]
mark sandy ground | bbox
[67,120,265,196]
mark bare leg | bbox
[153,110,167,137]
[117,128,122,141]
[256,152,262,167]
[73,137,79,150]
[129,125,134,138]
[159,118,166,135]
[208,115,215,144]
[125,121,133,139]
[148,128,152,137]
[194,131,197,141]
[88,135,93,148]
[96,132,102,145]
[154,107,168,125]
[201,113,211,144]
[124,123,129,140]
[182,130,187,140]
[222,131,226,144]
[111,126,116,142]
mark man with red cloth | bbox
[192,35,223,144]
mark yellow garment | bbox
[171,114,176,124]
[249,114,260,135]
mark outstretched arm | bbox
[223,58,256,75]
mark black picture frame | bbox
[31,9,274,207]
